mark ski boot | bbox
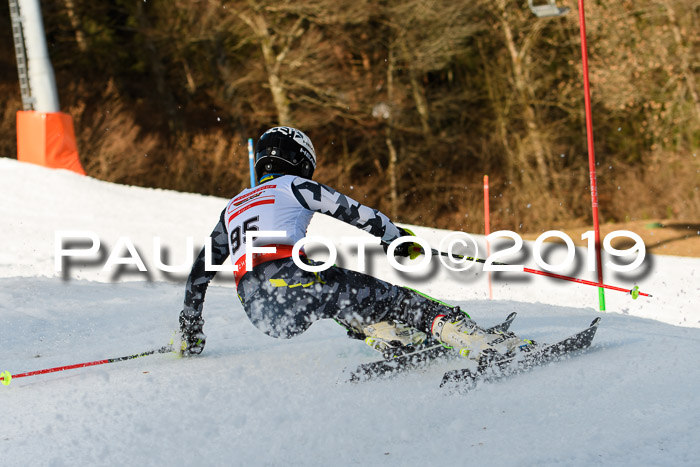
[431,310,536,362]
[338,316,439,360]
[337,318,427,359]
[362,321,427,357]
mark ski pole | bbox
[1,344,175,387]
[431,249,652,298]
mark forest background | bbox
[1,0,698,234]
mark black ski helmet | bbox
[254,127,317,181]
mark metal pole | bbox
[17,0,60,112]
[577,0,606,311]
[1,345,174,386]
[8,0,33,110]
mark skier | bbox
[179,126,532,362]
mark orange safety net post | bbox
[16,110,85,175]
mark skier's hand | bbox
[385,227,423,260]
[179,310,206,356]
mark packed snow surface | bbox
[1,159,699,466]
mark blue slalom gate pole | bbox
[247,138,256,187]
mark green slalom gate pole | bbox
[577,0,606,311]
[525,0,606,310]
[1,344,175,387]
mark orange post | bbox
[483,175,493,299]
[16,110,85,175]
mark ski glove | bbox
[179,310,206,356]
[385,227,423,260]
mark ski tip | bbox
[440,368,477,389]
[591,317,602,327]
[1,370,11,386]
[439,371,454,388]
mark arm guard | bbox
[291,178,402,243]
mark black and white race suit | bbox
[182,175,455,338]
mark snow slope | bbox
[1,159,699,466]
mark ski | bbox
[440,317,601,390]
[347,312,517,382]
[483,311,518,334]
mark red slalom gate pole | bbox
[483,175,493,299]
[1,345,174,386]
[578,0,606,311]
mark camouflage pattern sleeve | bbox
[182,208,230,318]
[290,178,402,243]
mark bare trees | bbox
[225,0,374,128]
[2,0,697,229]
[373,0,482,218]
